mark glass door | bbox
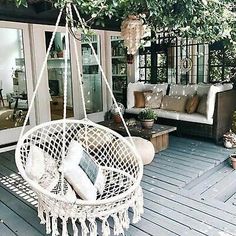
[32,26,106,123]
[0,22,35,146]
[45,31,74,120]
[32,25,77,124]
[110,36,127,105]
[105,32,128,109]
[80,31,107,122]
[81,34,103,114]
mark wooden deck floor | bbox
[1,136,236,236]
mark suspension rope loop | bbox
[73,4,135,147]
[60,3,71,195]
[19,9,63,139]
[68,4,87,119]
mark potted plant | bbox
[56,45,63,58]
[230,153,236,169]
[138,108,157,129]
[110,103,125,123]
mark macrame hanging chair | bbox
[15,2,143,236]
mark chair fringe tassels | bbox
[38,199,46,224]
[45,211,51,234]
[71,218,79,236]
[112,213,124,235]
[102,217,110,236]
[62,217,69,236]
[132,187,144,224]
[120,209,130,229]
[79,216,89,236]
[88,217,97,236]
[51,216,59,236]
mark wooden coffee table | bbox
[99,120,177,153]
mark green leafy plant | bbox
[55,44,62,53]
[13,0,236,47]
[138,108,157,121]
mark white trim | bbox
[0,145,16,153]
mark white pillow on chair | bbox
[25,145,45,182]
[26,145,77,202]
[60,140,106,200]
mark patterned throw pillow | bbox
[161,95,188,112]
[185,94,200,114]
[143,91,163,109]
[61,140,106,200]
[26,145,77,202]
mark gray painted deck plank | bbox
[153,156,204,175]
[142,189,236,236]
[167,145,225,162]
[158,152,213,170]
[169,137,230,161]
[186,163,234,195]
[148,160,196,178]
[0,222,16,236]
[0,185,44,232]
[163,148,218,165]
[0,200,43,236]
[144,169,186,187]
[142,182,236,224]
[144,164,192,183]
[151,158,199,177]
[201,171,236,199]
[142,202,205,236]
[170,136,233,155]
[225,191,236,205]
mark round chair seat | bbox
[125,136,155,165]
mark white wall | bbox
[0,28,21,97]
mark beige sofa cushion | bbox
[161,95,188,112]
[143,83,168,94]
[169,84,198,96]
[134,91,145,108]
[144,91,163,109]
[134,90,152,108]
[185,94,200,114]
[197,94,207,116]
[127,82,145,109]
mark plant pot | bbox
[141,119,154,129]
[230,154,236,169]
[113,114,122,123]
[57,51,64,58]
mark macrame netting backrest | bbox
[15,2,143,236]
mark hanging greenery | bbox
[13,0,236,46]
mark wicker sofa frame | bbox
[125,89,236,143]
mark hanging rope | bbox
[68,4,87,119]
[60,3,70,195]
[19,8,63,139]
[72,4,136,147]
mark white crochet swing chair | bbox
[15,2,143,236]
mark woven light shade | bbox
[121,15,145,55]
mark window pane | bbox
[82,34,103,114]
[46,32,74,120]
[0,28,29,130]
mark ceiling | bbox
[0,2,121,31]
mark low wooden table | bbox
[99,120,177,152]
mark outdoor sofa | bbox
[125,82,236,142]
